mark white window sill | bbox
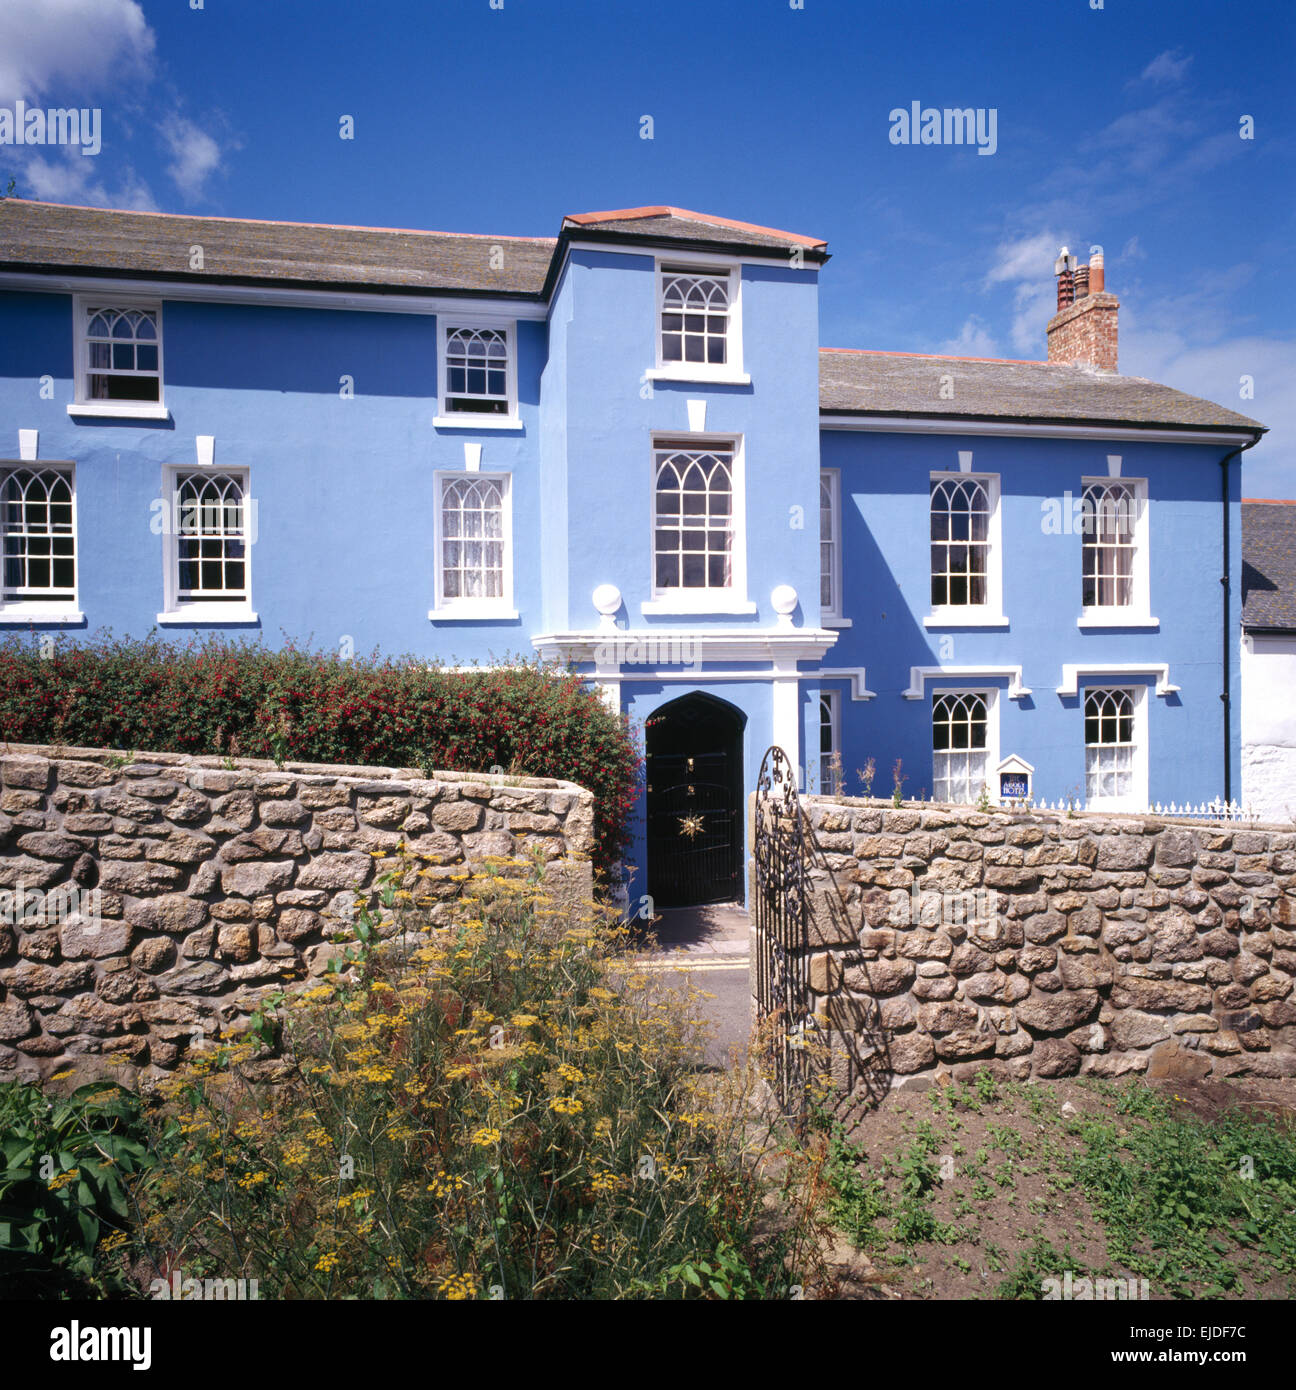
[923,612,1010,628]
[157,605,258,625]
[0,607,84,625]
[823,615,852,628]
[433,415,523,432]
[68,402,170,421]
[641,596,757,616]
[1077,613,1159,629]
[643,367,751,386]
[428,606,519,621]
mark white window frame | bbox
[68,295,169,420]
[157,465,256,625]
[429,470,517,620]
[1082,683,1149,812]
[0,461,83,624]
[820,468,850,627]
[433,319,521,430]
[817,687,841,792]
[642,434,753,615]
[644,255,749,386]
[1078,476,1155,628]
[924,471,1006,627]
[930,686,1001,805]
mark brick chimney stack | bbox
[1047,244,1118,370]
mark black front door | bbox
[645,693,744,907]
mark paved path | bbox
[628,904,752,1068]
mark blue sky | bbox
[3,0,1293,492]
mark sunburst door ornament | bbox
[678,814,705,838]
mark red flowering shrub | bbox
[0,634,640,871]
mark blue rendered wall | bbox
[820,429,1241,808]
[556,249,823,633]
[0,289,545,664]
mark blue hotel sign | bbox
[1000,773,1029,800]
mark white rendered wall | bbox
[1241,632,1296,822]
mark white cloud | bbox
[1138,49,1193,86]
[979,231,1076,356]
[1006,281,1057,357]
[984,231,1063,286]
[161,117,222,199]
[0,0,154,108]
[1121,322,1296,498]
[20,146,156,211]
[939,316,999,358]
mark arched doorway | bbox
[645,692,745,907]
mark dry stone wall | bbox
[791,797,1296,1094]
[0,745,594,1083]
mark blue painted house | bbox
[0,201,1266,907]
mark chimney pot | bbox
[1054,247,1077,309]
[1047,240,1117,371]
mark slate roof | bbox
[0,198,556,296]
[0,200,827,297]
[0,200,1269,435]
[820,349,1266,433]
[562,206,828,255]
[1242,502,1296,632]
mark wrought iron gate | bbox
[753,745,814,1120]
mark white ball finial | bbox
[771,584,798,627]
[592,584,622,630]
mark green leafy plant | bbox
[822,1123,888,1251]
[973,1068,999,1107]
[994,1236,1074,1300]
[891,758,905,808]
[1069,1084,1296,1297]
[0,1080,153,1296]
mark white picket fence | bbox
[1026,796,1261,824]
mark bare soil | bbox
[817,1074,1296,1301]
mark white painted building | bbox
[1241,501,1296,823]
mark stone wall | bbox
[785,797,1296,1095]
[0,745,594,1083]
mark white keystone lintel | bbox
[1056,662,1179,697]
[817,667,876,700]
[903,665,1031,700]
[532,627,839,668]
[196,435,214,469]
[18,429,37,461]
